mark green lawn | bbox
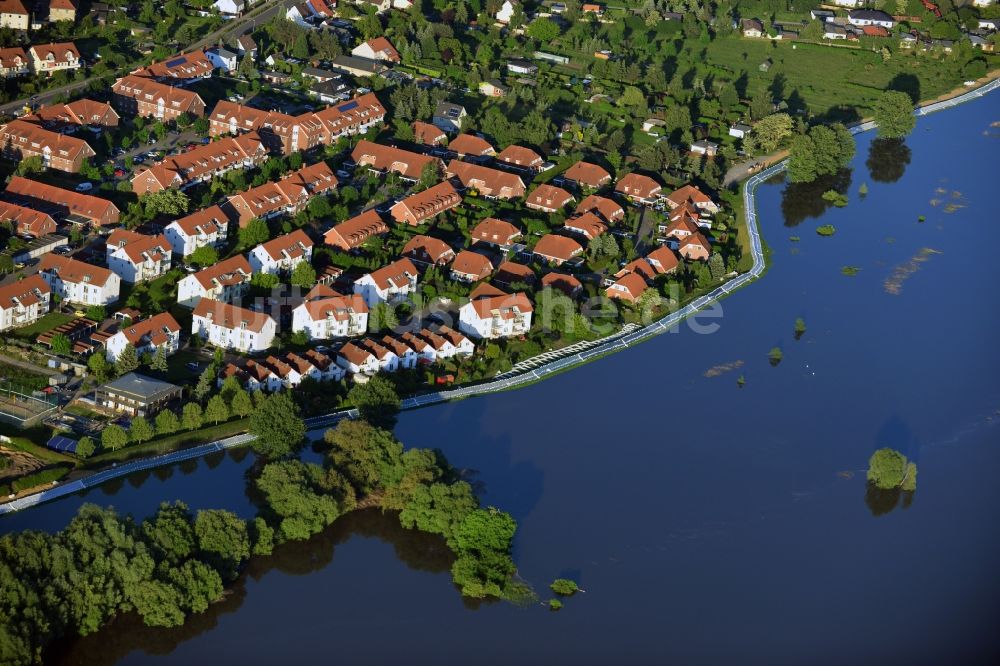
[11,312,75,341]
[83,418,250,468]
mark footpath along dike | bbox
[2,78,997,515]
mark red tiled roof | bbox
[615,172,662,200]
[446,160,525,198]
[171,205,228,236]
[256,229,313,262]
[451,250,493,280]
[576,194,623,223]
[302,293,368,321]
[526,184,573,211]
[0,275,49,311]
[470,217,521,245]
[540,272,582,296]
[391,181,461,225]
[402,234,455,264]
[141,50,214,80]
[117,312,180,347]
[468,283,533,320]
[0,119,95,163]
[448,133,494,157]
[193,297,272,333]
[360,37,400,62]
[352,140,438,179]
[666,184,713,208]
[39,253,114,287]
[534,234,584,263]
[191,254,252,290]
[29,42,80,67]
[324,209,388,249]
[496,145,542,168]
[607,272,648,301]
[413,121,446,145]
[113,75,205,115]
[564,161,611,188]
[563,212,608,240]
[366,257,419,290]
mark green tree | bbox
[75,436,96,459]
[788,124,855,183]
[194,509,250,580]
[324,419,404,495]
[150,346,168,372]
[188,245,219,267]
[88,352,111,382]
[367,302,398,333]
[115,344,140,376]
[230,388,253,418]
[249,392,305,458]
[204,395,229,425]
[744,113,792,154]
[867,448,917,491]
[290,260,317,288]
[526,17,560,41]
[50,333,71,355]
[182,402,203,430]
[131,416,154,443]
[156,409,180,435]
[194,368,214,402]
[238,218,270,248]
[347,375,400,428]
[102,424,128,451]
[872,90,916,139]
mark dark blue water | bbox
[10,94,1000,664]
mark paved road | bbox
[0,0,290,118]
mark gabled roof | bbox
[39,254,114,287]
[526,184,574,210]
[564,161,611,187]
[666,184,714,208]
[576,194,623,222]
[540,271,582,296]
[0,201,56,236]
[391,181,461,224]
[413,120,447,145]
[470,217,521,245]
[0,119,96,163]
[496,144,542,167]
[494,261,535,285]
[680,231,712,252]
[607,272,648,300]
[448,133,495,157]
[357,37,400,62]
[467,283,533,320]
[0,1,28,16]
[615,172,662,199]
[28,42,80,66]
[645,245,679,273]
[0,47,27,70]
[339,340,374,366]
[446,160,524,196]
[300,293,368,322]
[132,131,264,190]
[0,275,49,311]
[115,312,181,348]
[113,75,205,114]
[451,250,493,280]
[255,229,313,262]
[402,234,455,264]
[351,140,438,179]
[365,257,419,291]
[324,209,388,249]
[141,50,214,80]
[110,231,171,264]
[534,234,583,262]
[563,212,608,240]
[193,297,274,333]
[190,254,252,290]
[169,205,228,236]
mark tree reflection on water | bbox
[866,138,912,184]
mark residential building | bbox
[448,133,495,161]
[690,139,718,156]
[615,173,662,204]
[38,254,120,305]
[359,338,399,373]
[206,46,238,72]
[292,286,369,340]
[679,232,712,261]
[446,160,525,199]
[741,18,764,38]
[413,121,447,146]
[95,373,182,416]
[112,75,207,121]
[249,229,314,274]
[432,101,466,133]
[606,272,648,303]
[563,212,608,241]
[563,161,612,189]
[847,10,895,29]
[337,341,379,376]
[353,257,419,307]
[665,184,720,213]
[0,119,95,173]
[351,140,440,180]
[390,181,462,226]
[214,0,246,17]
[495,0,518,24]
[506,59,538,75]
[330,54,386,78]
[459,283,533,340]
[235,33,257,58]
[132,131,267,193]
[496,145,543,172]
[533,234,584,265]
[4,176,119,226]
[192,298,277,352]
[450,250,493,282]
[0,275,50,332]
[470,217,521,249]
[176,254,253,307]
[494,261,535,288]
[104,312,181,362]
[540,272,583,298]
[29,42,81,74]
[380,335,418,369]
[0,201,56,237]
[0,0,29,30]
[105,230,172,283]
[402,234,456,266]
[576,194,624,223]
[729,123,752,139]
[140,50,215,81]
[324,209,389,250]
[164,205,229,257]
[0,47,29,77]
[32,99,120,130]
[351,37,400,63]
[526,184,574,213]
[479,79,508,97]
[226,162,337,227]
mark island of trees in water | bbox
[0,391,527,665]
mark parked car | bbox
[74,182,93,192]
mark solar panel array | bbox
[165,57,187,68]
[46,435,78,453]
[338,101,358,112]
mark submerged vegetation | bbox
[867,448,918,492]
[841,266,862,276]
[0,417,526,663]
[816,225,837,237]
[768,347,784,366]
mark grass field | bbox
[704,37,974,119]
[10,312,75,341]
